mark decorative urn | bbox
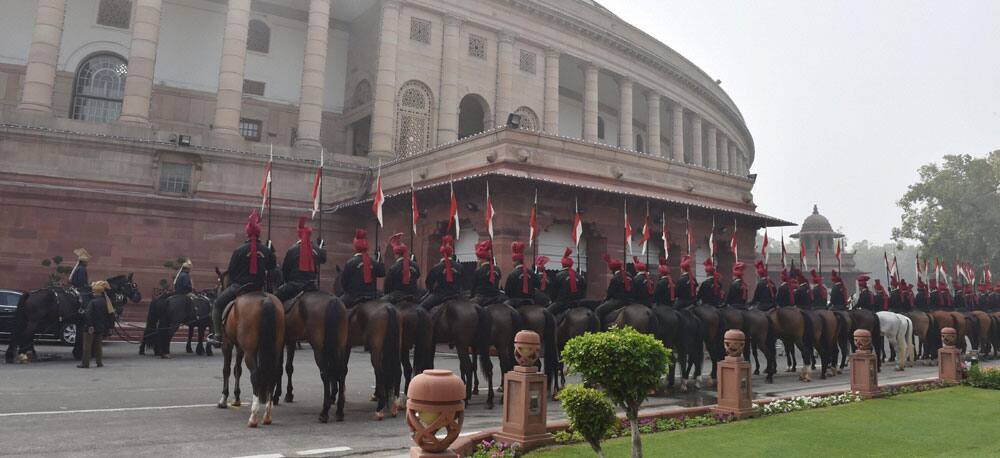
[514,330,541,368]
[942,327,957,347]
[406,369,466,453]
[723,329,746,359]
[853,329,872,352]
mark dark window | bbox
[410,18,431,44]
[71,54,128,123]
[636,134,644,153]
[247,20,271,54]
[159,163,192,194]
[597,116,605,140]
[97,0,132,29]
[290,127,298,147]
[468,35,486,60]
[239,118,262,142]
[242,79,265,96]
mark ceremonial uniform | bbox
[697,259,722,307]
[751,261,776,310]
[340,229,385,307]
[78,281,114,368]
[674,255,698,308]
[631,258,655,307]
[873,280,889,312]
[810,270,828,309]
[546,248,587,316]
[793,270,813,308]
[914,280,930,312]
[775,270,795,307]
[855,276,877,313]
[470,240,503,306]
[504,241,539,307]
[828,270,848,311]
[419,236,463,311]
[211,210,276,345]
[532,256,553,307]
[952,282,967,312]
[726,262,749,309]
[383,233,422,303]
[595,255,633,326]
[653,258,676,308]
[277,218,327,302]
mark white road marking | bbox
[232,454,284,458]
[0,403,216,417]
[296,447,351,455]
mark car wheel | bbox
[61,323,77,345]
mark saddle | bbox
[285,291,307,314]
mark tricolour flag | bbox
[484,182,495,239]
[640,206,651,256]
[528,189,538,247]
[447,181,459,239]
[372,164,383,227]
[572,198,583,248]
[761,227,769,263]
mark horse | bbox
[425,296,490,406]
[905,310,939,361]
[768,306,814,382]
[556,305,600,391]
[849,308,883,370]
[5,273,141,363]
[651,305,701,391]
[391,299,434,409]
[273,291,348,423]
[185,290,216,355]
[876,312,914,371]
[804,307,839,379]
[517,303,560,399]
[139,289,215,358]
[480,301,522,409]
[831,310,854,369]
[970,310,993,355]
[690,304,725,381]
[741,307,775,380]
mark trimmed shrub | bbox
[965,365,1000,390]
[558,384,617,457]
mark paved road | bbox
[0,341,986,458]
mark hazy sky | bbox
[600,0,1000,243]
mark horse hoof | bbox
[390,404,399,418]
[284,394,293,403]
[217,398,228,409]
[336,412,345,422]
[895,367,904,372]
[473,389,480,395]
[263,417,272,425]
[369,393,377,402]
[231,400,241,407]
[319,414,329,423]
[766,376,774,384]
[375,411,384,421]
[248,421,258,428]
[185,347,193,354]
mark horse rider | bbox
[594,254,633,327]
[209,210,276,346]
[889,279,912,313]
[174,259,194,296]
[935,280,955,310]
[276,217,327,303]
[546,247,587,316]
[991,283,1000,312]
[533,256,552,306]
[69,248,92,306]
[697,258,723,307]
[793,269,813,307]
[419,236,463,311]
[726,261,749,309]
[674,255,698,308]
[975,283,991,312]
[810,270,828,308]
[872,279,889,312]
[828,269,849,311]
[855,275,877,313]
[631,257,655,307]
[751,260,776,311]
[951,281,967,312]
[775,269,795,307]
[340,229,385,307]
[78,280,115,368]
[961,283,976,312]
[470,240,504,306]
[504,241,539,307]
[653,258,676,308]
[383,233,422,304]
[915,278,931,312]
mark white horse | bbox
[877,312,914,371]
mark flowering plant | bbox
[752,392,862,416]
[471,439,520,458]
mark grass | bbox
[529,387,1000,458]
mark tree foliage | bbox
[561,326,671,458]
[558,384,617,458]
[893,152,1000,269]
[849,240,920,279]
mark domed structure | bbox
[791,205,844,251]
[0,0,788,299]
[761,204,864,286]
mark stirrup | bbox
[208,334,222,348]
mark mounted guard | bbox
[594,254,633,327]
[470,240,503,306]
[751,260,776,310]
[653,258,676,308]
[775,269,795,307]
[340,229,384,307]
[504,241,539,307]
[276,217,327,303]
[828,269,848,310]
[383,233,421,304]
[697,258,722,307]
[855,275,877,313]
[418,236,462,311]
[674,255,698,308]
[546,247,587,316]
[631,257,655,307]
[726,261,749,309]
[210,210,276,346]
[70,248,92,305]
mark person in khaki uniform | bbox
[78,281,114,368]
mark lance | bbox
[645,201,651,269]
[318,149,325,289]
[374,160,382,263]
[266,144,273,292]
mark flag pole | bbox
[317,148,324,289]
[267,144,273,247]
[487,181,496,267]
[645,201,650,268]
[532,188,539,268]
[374,159,382,261]
[623,198,628,263]
[575,196,581,269]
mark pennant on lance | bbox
[572,197,583,248]
[484,181,495,239]
[259,146,273,213]
[661,212,670,261]
[624,199,633,255]
[311,149,323,218]
[730,219,738,263]
[372,161,384,227]
[528,189,538,247]
[410,171,419,236]
[761,226,769,264]
[640,202,651,256]
[447,180,460,239]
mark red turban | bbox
[733,261,746,278]
[440,235,454,283]
[563,248,577,293]
[476,240,495,283]
[680,255,692,273]
[755,260,768,278]
[536,256,550,291]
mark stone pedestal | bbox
[409,447,457,458]
[493,366,552,448]
[850,329,878,398]
[713,355,756,419]
[939,327,960,383]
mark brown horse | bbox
[832,310,854,369]
[768,306,814,382]
[557,306,600,391]
[970,310,993,354]
[392,299,434,409]
[906,310,940,360]
[218,291,285,428]
[481,302,522,409]
[346,299,402,420]
[741,308,775,379]
[691,304,725,381]
[273,291,348,423]
[652,305,702,390]
[427,298,489,405]
[849,309,883,369]
[804,308,839,379]
[517,304,560,398]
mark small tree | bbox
[558,384,617,458]
[41,256,72,287]
[562,326,671,458]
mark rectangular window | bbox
[158,163,192,194]
[242,79,266,96]
[97,0,132,29]
[409,18,431,44]
[519,50,536,74]
[468,35,487,60]
[239,118,262,142]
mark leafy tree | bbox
[894,152,1000,271]
[849,240,920,281]
[562,326,671,458]
[558,384,617,458]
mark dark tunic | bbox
[752,278,776,309]
[282,242,327,284]
[794,283,813,308]
[425,258,463,298]
[873,290,888,312]
[384,257,422,296]
[631,272,655,306]
[888,289,909,313]
[549,268,587,305]
[83,296,113,335]
[726,278,749,308]
[654,276,676,307]
[227,240,277,288]
[340,253,385,304]
[174,271,193,295]
[775,282,794,307]
[470,262,503,304]
[70,263,90,290]
[914,289,930,311]
[674,273,698,308]
[505,263,540,302]
[811,283,828,309]
[856,288,877,313]
[828,282,848,310]
[952,291,966,312]
[696,277,722,306]
[605,270,633,302]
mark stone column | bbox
[119,0,163,125]
[671,103,684,162]
[211,0,251,137]
[17,0,67,114]
[436,14,461,144]
[617,77,633,150]
[293,0,332,148]
[732,145,742,175]
[370,0,401,157]
[582,63,599,142]
[707,125,718,170]
[543,48,560,134]
[719,135,730,172]
[645,92,661,157]
[495,30,516,125]
[691,114,703,166]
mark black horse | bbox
[139,288,216,358]
[5,274,141,363]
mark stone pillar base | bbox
[496,366,552,449]
[849,351,879,398]
[938,347,961,383]
[493,431,554,450]
[409,446,458,458]
[713,356,756,419]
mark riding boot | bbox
[94,334,104,367]
[209,304,223,347]
[77,331,93,368]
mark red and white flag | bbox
[985,265,992,285]
[624,200,633,255]
[484,181,495,239]
[835,239,842,271]
[780,232,787,269]
[572,197,583,248]
[260,146,273,213]
[640,205,651,256]
[814,240,821,273]
[708,217,716,261]
[410,172,419,236]
[730,219,738,263]
[799,241,808,270]
[761,227,769,264]
[447,181,460,239]
[661,212,670,261]
[372,163,383,227]
[528,189,538,247]
[310,148,323,218]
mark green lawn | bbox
[530,387,1000,458]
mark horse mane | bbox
[106,275,128,285]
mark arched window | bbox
[597,116,605,140]
[247,19,271,54]
[458,94,490,139]
[635,134,644,153]
[513,106,539,131]
[348,80,372,110]
[71,53,128,123]
[395,80,433,157]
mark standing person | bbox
[631,257,655,307]
[547,248,587,316]
[594,254,633,327]
[752,260,776,311]
[276,217,327,302]
[419,236,463,311]
[340,229,385,307]
[653,258,676,308]
[470,240,503,306]
[384,233,422,304]
[77,281,114,368]
[726,262,749,309]
[209,210,276,346]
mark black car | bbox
[0,289,76,345]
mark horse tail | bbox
[474,304,493,371]
[381,305,402,389]
[257,298,279,399]
[799,309,815,363]
[542,309,559,380]
[412,306,433,374]
[870,311,882,354]
[904,315,914,362]
[927,314,941,353]
[322,298,344,380]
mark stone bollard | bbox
[849,329,879,398]
[493,330,553,449]
[713,329,756,419]
[406,369,466,458]
[938,327,961,383]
